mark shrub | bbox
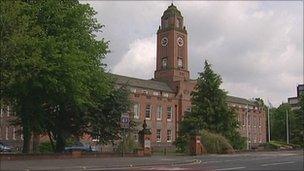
[174,135,189,153]
[38,142,54,153]
[226,132,247,150]
[115,133,138,153]
[200,130,234,154]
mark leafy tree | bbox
[270,98,303,147]
[293,94,304,146]
[270,103,290,142]
[88,82,131,145]
[1,0,113,153]
[178,60,244,150]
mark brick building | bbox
[288,84,304,110]
[0,4,267,151]
[111,4,267,149]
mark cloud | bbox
[84,1,303,107]
[112,36,156,79]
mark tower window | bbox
[162,19,168,29]
[162,58,167,69]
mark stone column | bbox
[189,134,206,155]
[138,120,152,156]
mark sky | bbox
[82,1,303,107]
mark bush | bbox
[38,142,54,153]
[226,132,247,150]
[259,141,295,150]
[115,133,138,153]
[200,130,234,154]
[174,135,189,153]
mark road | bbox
[1,150,303,170]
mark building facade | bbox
[112,4,267,149]
[0,4,267,151]
[288,84,304,110]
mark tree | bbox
[1,0,112,153]
[270,103,290,142]
[178,60,243,149]
[87,82,131,145]
[270,97,303,147]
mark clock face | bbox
[177,37,184,46]
[161,37,168,47]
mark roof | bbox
[226,95,256,106]
[109,74,174,93]
[162,3,182,18]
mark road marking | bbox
[261,161,295,167]
[215,166,246,171]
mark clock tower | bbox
[154,4,189,82]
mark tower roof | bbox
[162,3,182,18]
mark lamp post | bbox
[246,104,249,150]
[286,109,289,144]
[267,106,271,142]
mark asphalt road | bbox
[1,150,303,170]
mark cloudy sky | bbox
[83,1,303,107]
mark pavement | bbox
[0,150,303,170]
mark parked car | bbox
[64,141,95,152]
[0,142,13,152]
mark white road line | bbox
[261,161,295,167]
[215,166,246,171]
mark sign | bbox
[120,114,130,129]
[144,140,151,148]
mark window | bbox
[248,115,251,125]
[178,58,183,68]
[176,19,180,28]
[156,129,161,142]
[157,106,162,121]
[5,127,8,140]
[162,58,167,69]
[142,90,148,95]
[13,127,16,140]
[130,88,137,93]
[134,134,138,142]
[145,105,151,119]
[162,93,169,98]
[167,106,173,121]
[258,117,261,127]
[153,91,159,96]
[185,107,191,113]
[133,104,140,119]
[242,113,246,126]
[163,19,168,29]
[167,130,172,142]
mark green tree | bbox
[178,60,244,150]
[270,99,303,147]
[270,103,291,142]
[293,94,304,146]
[1,0,112,153]
[88,82,131,145]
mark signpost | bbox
[121,114,130,157]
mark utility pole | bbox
[286,109,289,144]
